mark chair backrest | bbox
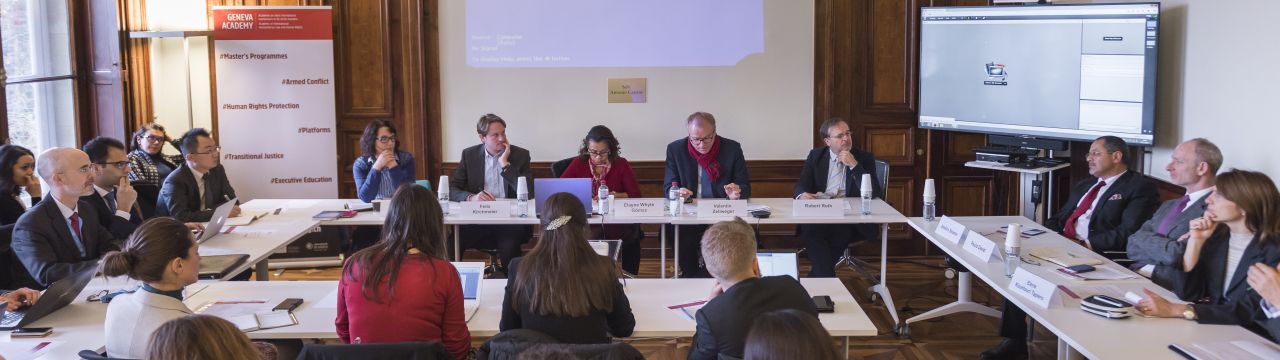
[132,183,161,218]
[0,224,36,290]
[479,328,644,360]
[295,341,450,360]
[415,179,432,190]
[550,156,576,178]
[874,159,889,199]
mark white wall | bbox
[1064,0,1280,180]
[145,0,213,137]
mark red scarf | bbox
[687,136,722,183]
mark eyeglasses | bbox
[377,136,397,143]
[828,131,852,139]
[194,146,221,155]
[587,149,610,157]
[60,164,93,175]
[96,161,130,170]
[688,135,716,145]
[142,135,166,143]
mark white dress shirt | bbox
[483,149,507,199]
[1074,171,1126,244]
[824,150,848,198]
[191,167,207,210]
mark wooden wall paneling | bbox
[863,124,913,166]
[865,0,917,112]
[940,178,994,217]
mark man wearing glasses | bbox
[793,117,883,278]
[663,111,751,278]
[12,147,118,288]
[80,137,143,240]
[157,128,241,222]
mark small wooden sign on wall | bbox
[608,78,647,103]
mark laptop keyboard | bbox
[1,310,22,326]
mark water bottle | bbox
[1004,223,1022,277]
[516,176,529,218]
[923,178,936,222]
[859,174,873,215]
[437,175,450,216]
[597,181,610,214]
[667,182,681,216]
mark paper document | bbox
[1170,340,1280,360]
[195,299,298,332]
[1055,265,1139,281]
[1028,247,1105,267]
[0,341,58,358]
[226,211,269,226]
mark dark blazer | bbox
[1252,294,1280,343]
[449,144,533,202]
[662,136,751,199]
[688,276,817,360]
[1044,171,1159,253]
[0,194,37,226]
[12,197,118,288]
[1180,228,1280,336]
[1126,192,1210,291]
[499,257,635,344]
[794,146,883,199]
[157,164,237,222]
[80,190,144,241]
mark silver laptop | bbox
[452,262,485,322]
[196,198,238,244]
[588,240,622,260]
[757,250,800,280]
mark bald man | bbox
[11,147,119,288]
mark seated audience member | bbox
[101,218,200,359]
[559,125,643,274]
[81,137,143,240]
[145,314,275,360]
[500,193,635,343]
[0,145,40,225]
[663,112,751,278]
[0,287,40,310]
[12,148,119,288]
[1247,262,1280,342]
[450,114,533,276]
[1136,170,1280,337]
[984,136,1159,359]
[127,122,184,218]
[744,309,839,360]
[1127,138,1222,291]
[794,117,883,277]
[352,119,416,203]
[336,184,471,359]
[157,128,241,222]
[689,217,816,360]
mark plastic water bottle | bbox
[597,181,610,214]
[668,182,681,216]
[923,178,936,222]
[859,174,873,215]
[437,175,450,216]
[516,176,529,218]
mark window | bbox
[1,0,77,153]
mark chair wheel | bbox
[896,324,911,337]
[869,292,879,303]
[944,268,957,279]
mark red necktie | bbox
[69,212,83,240]
[1063,181,1106,240]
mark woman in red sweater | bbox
[335,184,471,359]
[559,125,644,275]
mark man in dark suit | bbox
[12,148,119,288]
[794,117,883,277]
[1127,138,1222,291]
[689,218,816,360]
[449,114,533,276]
[983,136,1160,359]
[663,112,751,278]
[157,128,240,222]
[80,137,143,240]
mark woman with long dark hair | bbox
[336,184,471,359]
[499,192,635,343]
[0,144,40,225]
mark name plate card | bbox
[792,199,845,217]
[614,199,666,218]
[459,200,512,218]
[1009,267,1062,309]
[962,230,998,262]
[697,200,748,218]
[935,216,966,244]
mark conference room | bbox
[0,0,1278,359]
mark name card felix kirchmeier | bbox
[458,200,512,218]
[614,199,665,218]
[697,200,748,218]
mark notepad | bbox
[227,311,298,332]
[1028,247,1104,268]
[226,211,269,226]
[1169,340,1280,360]
[312,210,356,220]
[194,299,298,332]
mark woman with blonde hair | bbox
[144,314,268,360]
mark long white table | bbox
[908,216,1273,360]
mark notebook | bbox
[1028,247,1104,268]
[225,211,270,226]
[194,300,298,332]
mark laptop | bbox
[198,254,250,280]
[196,198,239,244]
[588,240,622,260]
[757,250,800,280]
[452,262,485,322]
[0,265,95,330]
[533,178,594,217]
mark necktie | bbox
[201,175,213,210]
[1063,181,1106,240]
[1156,195,1191,235]
[105,191,118,212]
[69,212,86,257]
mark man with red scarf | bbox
[663,112,751,278]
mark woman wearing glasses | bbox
[353,119,416,203]
[0,144,40,225]
[127,123,184,218]
[559,125,643,275]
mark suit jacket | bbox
[794,147,883,199]
[1126,192,1210,291]
[157,164,237,222]
[1181,228,1280,336]
[499,257,635,344]
[104,290,193,358]
[1044,171,1159,253]
[662,136,751,199]
[688,276,817,360]
[12,197,118,288]
[1253,295,1280,343]
[449,144,533,202]
[0,194,36,226]
[80,190,144,241]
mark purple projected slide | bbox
[466,0,764,68]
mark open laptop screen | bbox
[456,266,483,300]
[757,251,799,280]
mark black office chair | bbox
[832,159,891,294]
[1,224,39,290]
[295,341,450,360]
[478,329,643,360]
[78,350,135,360]
[550,156,576,178]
